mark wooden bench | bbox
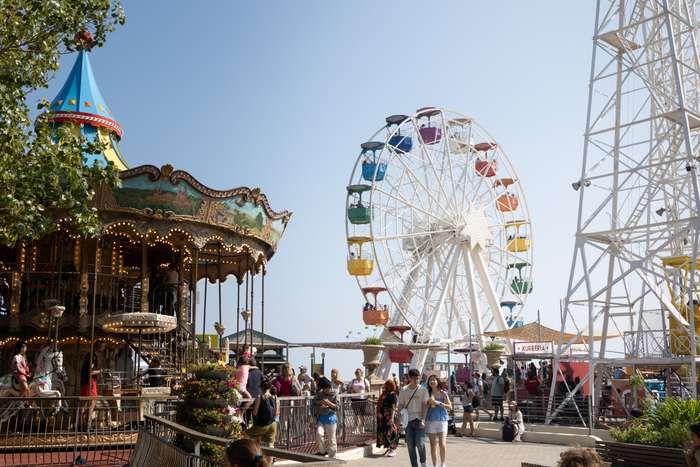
[595,439,686,467]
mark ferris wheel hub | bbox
[456,206,492,248]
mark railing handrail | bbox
[270,391,380,403]
[0,394,178,401]
[144,414,345,464]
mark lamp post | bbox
[241,309,251,353]
[214,322,225,362]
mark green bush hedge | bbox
[611,398,700,448]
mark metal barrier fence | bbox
[137,415,343,466]
[450,392,590,426]
[0,392,375,466]
[247,393,377,454]
[0,395,175,467]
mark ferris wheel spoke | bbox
[372,228,455,242]
[439,113,461,213]
[373,186,446,223]
[387,151,454,220]
[382,165,436,217]
[408,117,459,216]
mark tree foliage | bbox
[0,0,125,246]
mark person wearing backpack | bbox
[246,378,277,448]
[490,368,506,421]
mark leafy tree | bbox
[0,0,126,246]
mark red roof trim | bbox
[47,111,123,138]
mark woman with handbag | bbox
[376,379,399,457]
[425,375,452,467]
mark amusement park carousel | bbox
[344,107,533,379]
[0,42,291,401]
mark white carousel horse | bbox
[0,346,66,423]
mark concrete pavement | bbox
[348,436,567,467]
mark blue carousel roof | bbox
[47,49,127,170]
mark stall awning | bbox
[483,322,616,344]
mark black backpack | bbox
[255,395,276,426]
[501,418,515,442]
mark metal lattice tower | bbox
[548,0,700,424]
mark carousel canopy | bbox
[483,321,618,344]
[47,48,127,170]
[95,164,291,281]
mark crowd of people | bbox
[228,361,638,467]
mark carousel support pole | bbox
[244,270,249,349]
[88,239,101,383]
[138,328,142,393]
[190,248,199,356]
[250,265,255,358]
[261,266,265,374]
[236,279,241,361]
[54,314,60,352]
[53,235,64,347]
[217,243,223,359]
[201,259,208,344]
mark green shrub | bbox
[363,336,383,345]
[611,398,700,448]
[483,342,504,351]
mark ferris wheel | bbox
[345,107,533,376]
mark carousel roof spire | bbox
[46,32,127,170]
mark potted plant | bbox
[361,336,384,367]
[177,363,242,461]
[483,341,504,368]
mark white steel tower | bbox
[549,0,700,425]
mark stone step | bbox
[460,422,603,447]
[475,421,611,440]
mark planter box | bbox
[361,344,383,366]
[388,347,413,363]
[596,440,686,467]
[484,349,503,368]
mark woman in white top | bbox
[348,368,370,396]
[509,402,525,442]
[330,368,345,394]
[348,367,371,415]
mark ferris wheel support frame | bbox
[547,0,700,426]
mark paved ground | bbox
[349,436,567,467]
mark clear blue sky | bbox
[43,1,595,379]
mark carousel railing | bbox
[0,394,176,466]
[19,271,191,317]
